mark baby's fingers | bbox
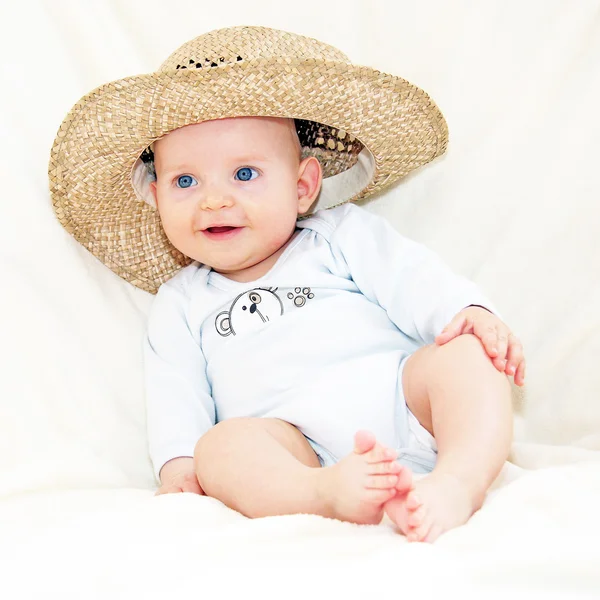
[506,332,527,386]
[180,477,204,495]
[476,325,502,361]
[154,484,183,496]
[435,314,467,346]
[514,359,526,386]
[504,333,525,377]
[154,472,203,496]
[494,331,510,366]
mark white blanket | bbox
[1,0,599,597]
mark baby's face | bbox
[150,116,321,281]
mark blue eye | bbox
[235,167,258,182]
[176,175,197,188]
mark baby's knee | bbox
[194,417,256,490]
[435,333,509,385]
[432,333,498,375]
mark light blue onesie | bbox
[144,203,496,479]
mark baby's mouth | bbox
[201,225,243,240]
[206,226,236,233]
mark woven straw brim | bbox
[49,57,448,294]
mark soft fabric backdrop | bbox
[0,0,599,598]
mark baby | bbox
[49,26,526,544]
[145,115,524,543]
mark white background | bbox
[0,1,599,597]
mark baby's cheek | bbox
[157,211,175,236]
[266,218,297,250]
[158,214,191,251]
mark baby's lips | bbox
[206,226,236,233]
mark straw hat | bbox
[49,25,448,294]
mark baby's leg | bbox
[385,333,513,542]
[194,417,411,524]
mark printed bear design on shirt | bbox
[215,288,284,337]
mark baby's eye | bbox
[235,167,259,182]
[176,175,197,188]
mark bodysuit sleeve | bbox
[328,204,499,345]
[143,277,215,481]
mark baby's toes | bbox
[364,443,398,464]
[408,513,434,543]
[407,505,427,528]
[394,464,414,495]
[424,523,443,544]
[353,430,377,455]
[405,490,422,511]
[368,460,402,476]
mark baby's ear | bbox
[297,157,322,214]
[149,181,158,205]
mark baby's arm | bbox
[330,204,524,384]
[331,205,494,340]
[144,275,216,494]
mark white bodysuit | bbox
[144,203,496,479]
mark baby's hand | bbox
[155,456,204,496]
[435,306,526,386]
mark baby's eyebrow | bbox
[159,155,270,176]
[160,164,194,175]
[155,160,206,177]
[228,154,270,164]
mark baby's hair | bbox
[139,117,301,181]
[140,146,156,180]
[138,118,361,181]
[289,119,303,160]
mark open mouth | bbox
[202,225,242,240]
[206,226,236,233]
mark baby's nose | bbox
[199,189,234,210]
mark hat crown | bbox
[159,26,351,72]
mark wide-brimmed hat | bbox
[49,25,448,294]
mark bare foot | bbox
[384,470,477,542]
[316,430,413,525]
